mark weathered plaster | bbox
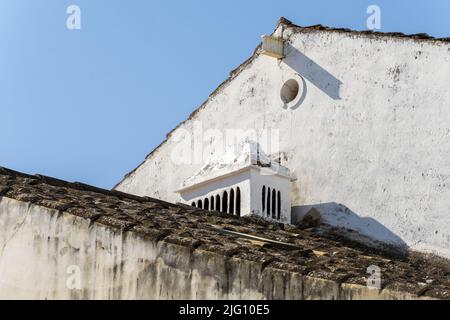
[0,196,438,300]
[115,22,450,258]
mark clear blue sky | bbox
[1,0,449,189]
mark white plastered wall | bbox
[179,170,251,216]
[116,25,450,258]
[250,167,292,223]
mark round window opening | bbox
[280,79,300,104]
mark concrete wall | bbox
[0,196,431,300]
[115,25,450,258]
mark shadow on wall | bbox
[283,44,342,100]
[292,202,408,252]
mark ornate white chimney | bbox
[176,142,292,223]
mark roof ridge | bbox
[0,166,174,207]
[277,16,450,43]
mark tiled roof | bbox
[0,166,449,299]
